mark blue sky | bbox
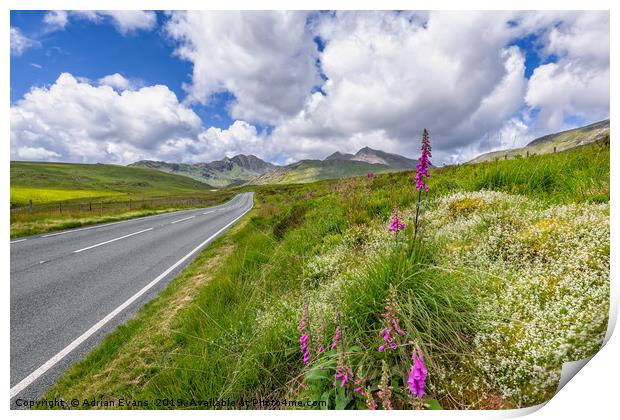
[10,11,610,165]
[10,11,234,129]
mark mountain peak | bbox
[323,146,417,169]
[324,151,354,161]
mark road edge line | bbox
[10,194,253,399]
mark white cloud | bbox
[43,10,157,35]
[265,11,531,163]
[11,73,203,164]
[165,11,320,123]
[16,146,61,161]
[10,27,39,56]
[525,11,609,130]
[12,11,609,165]
[43,10,69,30]
[98,73,135,91]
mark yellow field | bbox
[10,187,121,207]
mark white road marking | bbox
[9,199,253,399]
[10,239,27,244]
[39,206,215,238]
[42,219,140,238]
[73,228,153,254]
[170,215,195,224]
[202,210,214,215]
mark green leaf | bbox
[425,399,443,410]
[320,391,331,410]
[305,367,331,383]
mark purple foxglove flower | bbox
[407,347,428,398]
[414,129,432,192]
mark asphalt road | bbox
[10,192,254,407]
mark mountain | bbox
[469,119,610,164]
[131,147,417,187]
[129,154,275,188]
[323,147,418,168]
[324,151,354,161]
[252,147,418,185]
[251,159,394,185]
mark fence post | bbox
[129,199,132,210]
[100,200,103,215]
[59,203,62,214]
[89,202,92,212]
[505,154,508,160]
[553,146,557,153]
[29,199,33,214]
[526,150,529,158]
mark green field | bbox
[10,161,216,207]
[42,141,609,409]
[10,161,231,237]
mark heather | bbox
[43,141,609,409]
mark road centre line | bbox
[9,200,253,399]
[73,228,153,254]
[10,239,27,244]
[170,216,195,224]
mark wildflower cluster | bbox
[426,191,609,405]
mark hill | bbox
[129,154,275,188]
[469,119,609,163]
[251,159,395,184]
[10,161,216,207]
[253,147,418,185]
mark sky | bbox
[10,10,610,166]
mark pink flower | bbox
[299,311,311,364]
[414,129,432,191]
[367,171,375,178]
[388,209,406,234]
[331,326,341,349]
[408,347,428,398]
[335,366,354,387]
[377,306,405,352]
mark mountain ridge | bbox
[130,147,418,187]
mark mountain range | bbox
[129,120,610,187]
[130,147,418,187]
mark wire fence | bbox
[10,195,232,220]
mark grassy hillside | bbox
[469,119,609,163]
[252,159,397,184]
[43,141,609,409]
[10,161,235,238]
[10,161,216,207]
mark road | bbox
[10,192,254,406]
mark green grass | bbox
[10,161,216,207]
[40,142,609,409]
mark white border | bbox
[3,1,616,419]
